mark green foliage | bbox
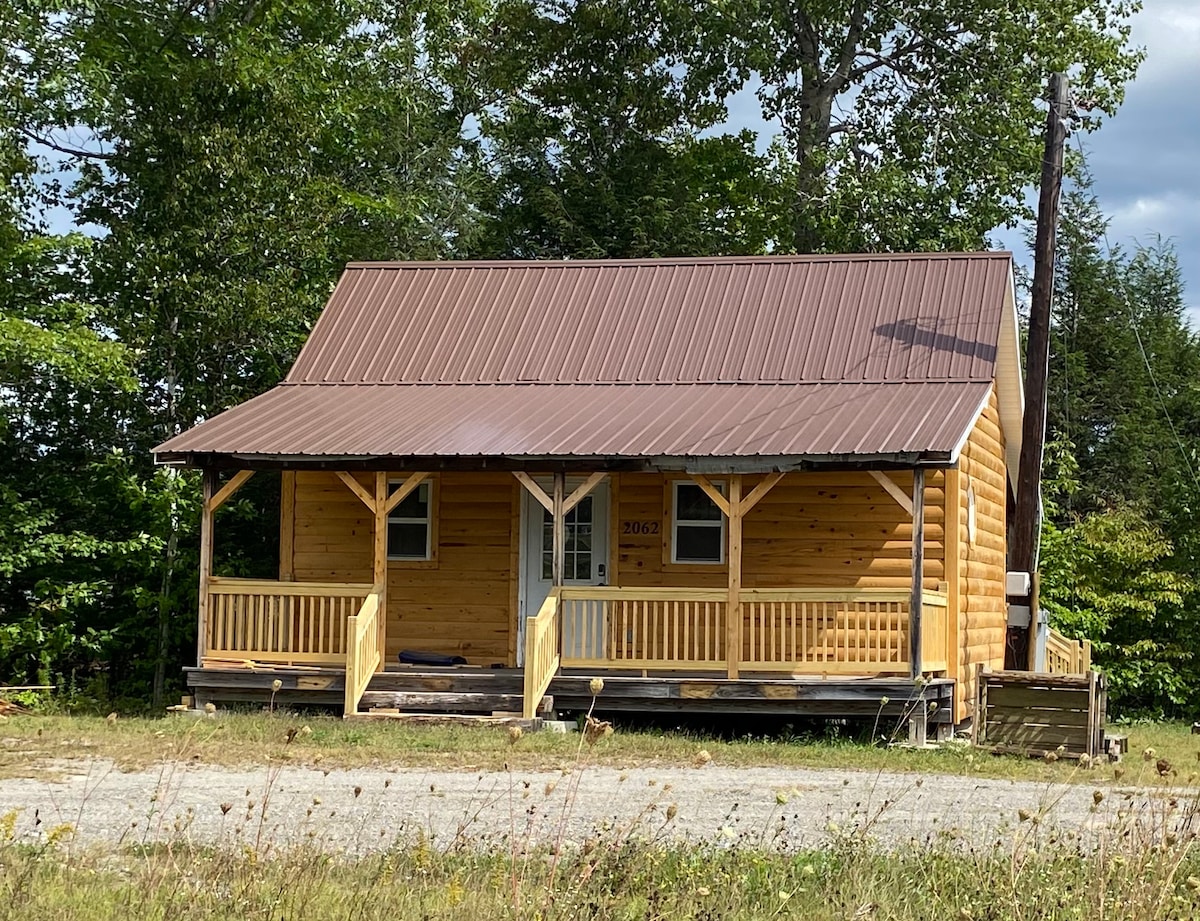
[1040,493,1194,710]
[1038,168,1200,715]
[0,0,1190,719]
[476,1,782,257]
[671,0,1143,252]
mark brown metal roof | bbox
[288,255,1011,384]
[155,254,1016,466]
[154,381,991,462]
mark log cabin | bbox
[154,254,1024,734]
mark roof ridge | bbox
[345,252,1013,270]
[275,379,992,387]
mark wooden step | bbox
[359,690,549,714]
[347,711,543,728]
[366,672,525,695]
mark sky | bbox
[1004,0,1200,326]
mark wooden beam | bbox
[944,466,962,714]
[910,468,926,679]
[688,473,732,518]
[507,482,521,668]
[373,472,388,673]
[1026,572,1042,671]
[197,470,216,668]
[207,469,255,513]
[552,472,565,587]
[279,472,296,581]
[608,474,621,586]
[513,472,553,513]
[869,470,914,517]
[727,474,743,680]
[381,472,429,516]
[738,471,785,516]
[563,472,608,514]
[336,471,377,512]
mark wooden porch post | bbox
[551,472,566,587]
[910,468,926,679]
[727,475,743,679]
[279,472,296,582]
[373,472,388,673]
[197,469,216,667]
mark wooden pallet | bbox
[973,666,1107,760]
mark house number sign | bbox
[622,521,660,535]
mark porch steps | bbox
[359,690,552,716]
[365,669,526,695]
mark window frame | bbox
[669,479,727,566]
[386,477,438,566]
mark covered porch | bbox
[192,464,952,722]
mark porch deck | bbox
[186,663,954,728]
[194,577,953,723]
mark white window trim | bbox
[671,479,726,565]
[387,479,433,561]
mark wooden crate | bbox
[974,666,1106,760]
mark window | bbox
[387,480,432,560]
[671,480,725,564]
[542,496,593,580]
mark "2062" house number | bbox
[622,521,660,535]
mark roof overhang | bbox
[153,380,992,470]
[154,450,957,474]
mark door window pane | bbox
[539,495,594,581]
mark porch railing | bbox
[204,577,375,666]
[1045,627,1091,675]
[522,588,562,718]
[560,587,728,670]
[555,586,950,677]
[344,582,385,715]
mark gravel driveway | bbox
[1,758,1188,853]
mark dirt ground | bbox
[1,757,1182,853]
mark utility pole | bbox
[1008,72,1069,669]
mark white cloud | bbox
[1109,192,1194,230]
[1127,0,1200,84]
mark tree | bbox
[1046,168,1200,531]
[0,36,146,684]
[671,0,1142,252]
[477,1,783,257]
[1038,440,1194,713]
[1038,165,1200,715]
[2,0,490,702]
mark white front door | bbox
[518,481,610,665]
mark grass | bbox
[2,839,1198,921]
[2,765,1200,921]
[4,703,1200,920]
[2,708,1198,783]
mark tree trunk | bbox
[151,317,180,710]
[790,89,834,254]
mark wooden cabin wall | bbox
[956,388,1008,722]
[287,471,515,666]
[613,470,945,590]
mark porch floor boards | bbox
[184,665,953,724]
